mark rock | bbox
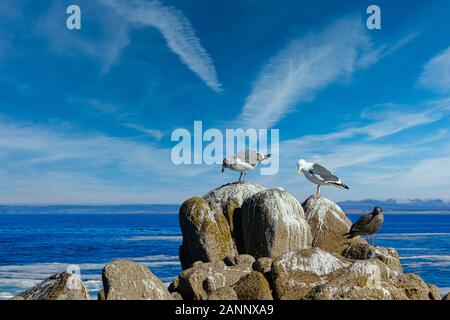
[13,272,90,300]
[234,271,273,300]
[203,182,267,251]
[443,292,450,300]
[179,196,236,269]
[428,285,442,300]
[223,255,237,266]
[271,248,350,299]
[241,189,312,259]
[392,273,441,300]
[208,286,238,300]
[97,289,105,300]
[342,243,403,273]
[170,257,254,300]
[306,260,441,300]
[235,254,255,266]
[253,257,273,276]
[303,196,356,254]
[171,292,183,300]
[306,259,392,300]
[102,260,172,300]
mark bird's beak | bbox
[297,167,301,176]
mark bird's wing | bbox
[309,163,340,182]
[350,213,374,232]
[236,150,258,166]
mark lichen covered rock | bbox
[241,189,312,259]
[179,196,236,269]
[342,243,403,273]
[170,257,254,300]
[13,272,90,300]
[234,271,273,300]
[203,182,267,250]
[271,248,349,299]
[102,260,172,300]
[303,196,355,253]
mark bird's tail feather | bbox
[329,182,350,189]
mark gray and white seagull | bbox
[222,150,271,183]
[296,159,349,195]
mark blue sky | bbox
[0,0,449,204]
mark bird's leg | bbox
[237,172,243,183]
[316,185,321,196]
[372,235,375,247]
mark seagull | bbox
[297,159,349,195]
[222,150,271,183]
[344,206,384,246]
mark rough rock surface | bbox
[342,243,403,273]
[203,182,267,249]
[179,196,236,269]
[234,271,273,300]
[13,272,90,300]
[443,292,450,300]
[306,260,441,300]
[303,196,356,253]
[271,248,350,299]
[208,286,238,300]
[169,257,254,300]
[252,257,273,276]
[241,189,312,259]
[102,260,172,300]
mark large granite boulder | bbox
[342,242,403,273]
[303,196,356,253]
[271,248,350,299]
[102,260,172,300]
[241,189,312,259]
[169,255,254,300]
[306,260,441,300]
[234,271,273,300]
[179,196,236,269]
[203,182,267,251]
[12,272,90,300]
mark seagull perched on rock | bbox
[296,159,349,196]
[222,150,271,183]
[344,206,384,246]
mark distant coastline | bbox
[1,199,450,214]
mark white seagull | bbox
[222,150,271,183]
[297,159,349,195]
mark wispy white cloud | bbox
[125,123,164,140]
[234,18,419,129]
[0,116,215,204]
[99,0,222,92]
[234,18,376,128]
[418,46,450,94]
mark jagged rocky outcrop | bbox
[241,189,312,259]
[101,260,172,300]
[12,272,90,300]
[303,196,357,253]
[172,182,444,300]
[178,183,266,269]
[14,182,445,300]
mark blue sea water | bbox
[0,212,449,299]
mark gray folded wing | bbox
[310,163,340,182]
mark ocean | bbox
[0,211,449,299]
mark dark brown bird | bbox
[344,206,384,246]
